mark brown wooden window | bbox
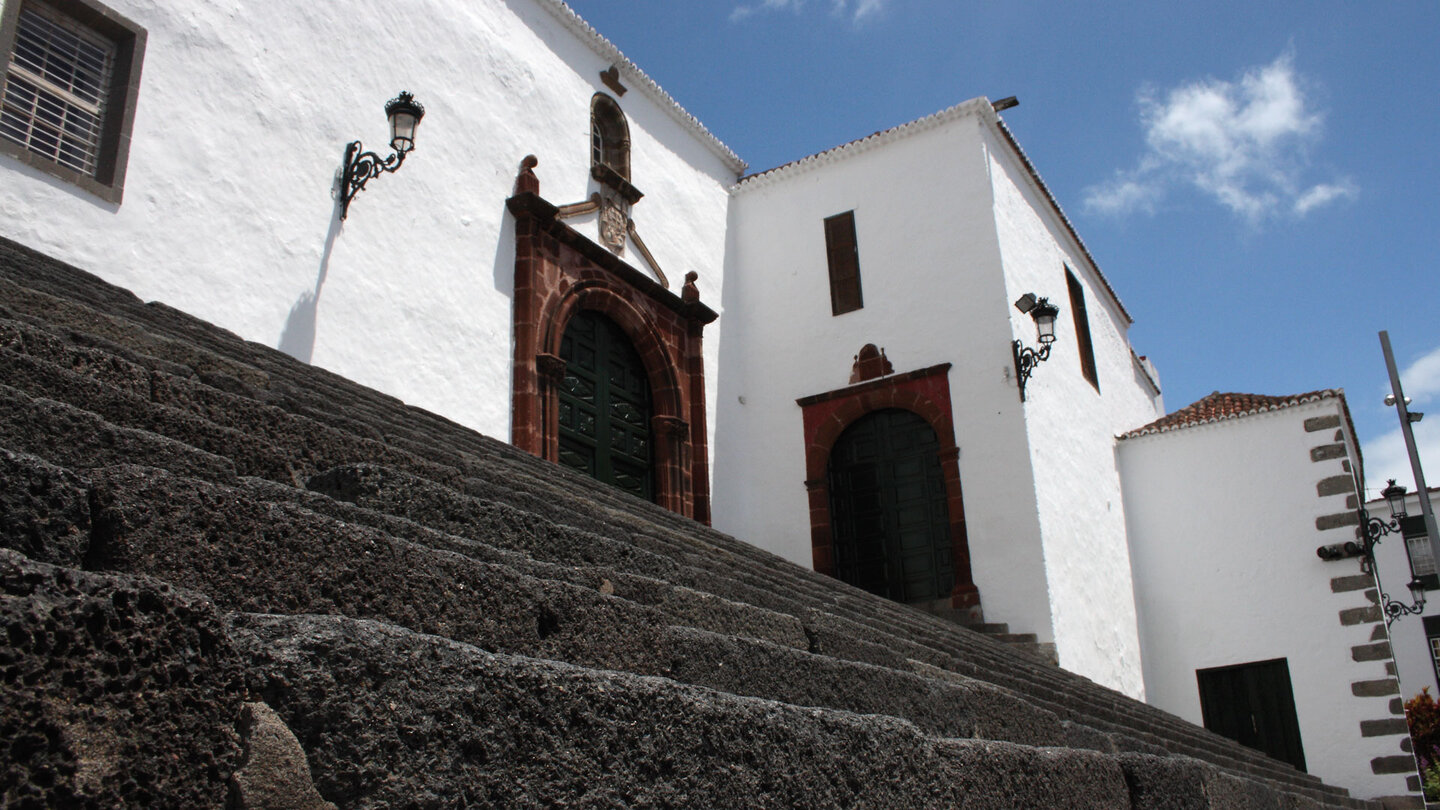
[0,0,146,203]
[590,93,630,182]
[824,211,863,315]
[1066,268,1099,391]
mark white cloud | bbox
[1363,345,1440,495]
[1400,344,1440,405]
[851,0,887,23]
[1364,420,1440,497]
[1083,53,1355,224]
[730,0,803,23]
[731,0,886,24]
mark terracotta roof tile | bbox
[1120,389,1344,439]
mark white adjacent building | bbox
[0,0,1421,800]
[1118,390,1417,798]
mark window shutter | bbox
[824,211,863,315]
[1066,268,1099,391]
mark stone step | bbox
[0,244,1365,804]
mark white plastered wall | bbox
[982,124,1162,698]
[1119,399,1412,799]
[716,102,1162,695]
[1374,490,1440,711]
[716,105,1050,643]
[0,0,737,450]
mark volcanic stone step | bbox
[0,245,1356,803]
[233,610,1347,810]
[79,462,1143,751]
[0,549,246,808]
[301,463,1331,795]
[0,383,238,483]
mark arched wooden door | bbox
[557,310,653,500]
[828,408,954,603]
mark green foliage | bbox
[1407,688,1440,800]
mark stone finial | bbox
[600,66,628,96]
[681,272,700,304]
[515,155,540,196]
[850,344,894,384]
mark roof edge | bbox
[731,97,994,192]
[535,0,748,176]
[1119,390,1346,440]
[730,97,1134,325]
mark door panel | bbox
[558,310,653,501]
[1196,658,1307,772]
[828,409,953,603]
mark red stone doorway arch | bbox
[508,185,715,522]
[797,363,978,608]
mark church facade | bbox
[0,0,1418,799]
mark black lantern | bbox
[1031,298,1059,345]
[1382,479,1409,518]
[1408,577,1428,609]
[339,91,426,219]
[1011,293,1061,402]
[1320,477,1429,625]
[385,92,424,153]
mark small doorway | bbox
[557,310,653,500]
[1196,658,1307,772]
[827,408,954,603]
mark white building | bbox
[0,0,1419,799]
[1372,488,1440,719]
[1118,390,1417,799]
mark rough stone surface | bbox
[1305,415,1342,432]
[86,465,673,676]
[1333,575,1374,593]
[0,249,1388,809]
[1352,678,1400,698]
[0,550,245,808]
[1341,606,1384,626]
[230,702,336,810]
[1353,642,1394,662]
[232,612,1133,809]
[0,448,91,567]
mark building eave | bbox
[536,0,748,177]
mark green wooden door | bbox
[1197,658,1307,772]
[557,310,653,500]
[828,409,953,603]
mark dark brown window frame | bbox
[0,0,146,204]
[1065,267,1099,392]
[824,210,863,316]
[589,92,641,204]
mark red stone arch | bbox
[796,363,977,608]
[508,188,715,522]
[545,281,684,419]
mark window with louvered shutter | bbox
[824,211,863,315]
[0,0,145,202]
[1065,268,1099,391]
[2,4,112,175]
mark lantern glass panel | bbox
[390,112,419,153]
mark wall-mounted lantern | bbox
[339,91,425,219]
[1317,478,1427,624]
[1011,293,1060,402]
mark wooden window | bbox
[1425,616,1440,687]
[0,0,146,203]
[1196,658,1307,772]
[824,211,863,315]
[590,93,630,181]
[1065,268,1099,391]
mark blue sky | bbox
[569,0,1439,499]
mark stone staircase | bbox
[0,234,1385,808]
[914,597,1059,664]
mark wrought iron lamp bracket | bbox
[1351,506,1426,624]
[339,141,407,220]
[1012,340,1052,403]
